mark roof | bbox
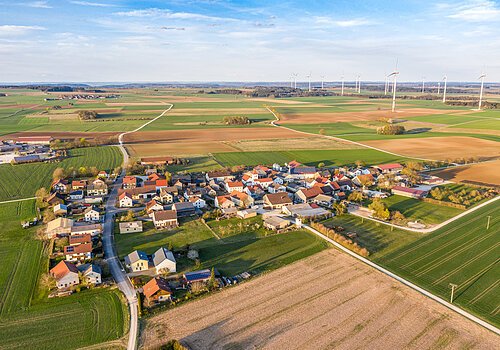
[230,191,249,201]
[207,170,232,178]
[392,186,427,195]
[71,223,102,233]
[119,192,132,200]
[47,217,73,232]
[227,181,243,187]
[77,263,102,276]
[13,155,40,162]
[377,163,403,170]
[265,192,292,205]
[184,269,211,282]
[69,234,91,245]
[127,250,149,264]
[156,179,168,187]
[298,187,323,199]
[64,242,92,255]
[264,216,290,227]
[288,160,302,168]
[172,202,195,212]
[152,247,176,267]
[123,176,137,184]
[290,166,316,175]
[143,277,171,298]
[119,221,142,230]
[153,209,177,221]
[50,260,79,280]
[255,177,273,183]
[84,206,100,214]
[188,196,204,203]
[18,136,53,142]
[72,180,86,187]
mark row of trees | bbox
[311,222,369,257]
[222,116,251,125]
[78,110,99,120]
[52,166,121,181]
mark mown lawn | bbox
[0,146,122,201]
[0,200,128,349]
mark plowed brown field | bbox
[141,249,498,350]
[431,160,500,187]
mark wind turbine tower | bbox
[422,77,425,94]
[442,76,447,103]
[292,73,298,89]
[388,70,399,112]
[478,73,486,110]
[384,73,388,95]
[357,75,361,94]
[320,75,325,89]
[341,75,345,96]
[306,73,312,92]
[437,82,441,95]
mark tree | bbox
[36,187,50,208]
[55,237,69,251]
[368,198,390,220]
[333,202,347,216]
[207,267,218,290]
[43,209,56,223]
[355,160,365,168]
[401,167,421,186]
[77,110,98,120]
[318,162,325,168]
[319,128,326,135]
[39,273,56,290]
[348,191,364,202]
[391,211,406,224]
[52,167,65,181]
[376,124,405,135]
[121,210,135,222]
[358,176,373,189]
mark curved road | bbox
[102,104,173,350]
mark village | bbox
[29,151,497,310]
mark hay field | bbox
[141,249,498,350]
[228,137,360,152]
[363,136,500,161]
[431,160,500,187]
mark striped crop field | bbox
[376,199,500,327]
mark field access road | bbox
[102,104,173,350]
[347,195,500,233]
[0,196,37,205]
[303,222,500,336]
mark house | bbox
[146,199,164,214]
[295,187,323,203]
[64,242,92,261]
[53,203,68,216]
[87,179,108,196]
[118,192,133,208]
[152,210,178,229]
[391,186,428,199]
[183,269,212,285]
[375,163,404,174]
[225,181,244,193]
[122,176,137,189]
[159,188,175,204]
[254,177,274,189]
[143,277,172,304]
[311,194,335,207]
[47,192,65,206]
[263,192,292,209]
[206,170,234,182]
[52,179,69,193]
[77,264,102,285]
[237,208,258,219]
[244,185,266,200]
[118,185,157,200]
[230,191,254,208]
[72,180,86,190]
[71,223,102,237]
[46,217,74,238]
[172,202,196,217]
[264,216,291,231]
[352,174,375,188]
[119,221,143,234]
[215,195,236,209]
[189,196,206,209]
[141,156,175,166]
[69,233,92,245]
[155,179,170,191]
[268,183,287,194]
[282,203,331,218]
[69,190,84,200]
[97,170,108,179]
[125,250,150,272]
[152,247,177,274]
[50,260,79,290]
[84,206,101,222]
[289,166,317,179]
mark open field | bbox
[0,200,128,349]
[115,217,327,276]
[377,199,500,327]
[0,146,122,201]
[228,137,359,152]
[213,149,410,167]
[363,136,500,161]
[141,249,498,350]
[431,160,500,187]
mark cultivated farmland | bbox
[376,199,500,327]
[141,249,498,350]
[0,146,122,201]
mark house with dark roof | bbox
[172,202,196,217]
[152,210,178,229]
[183,269,212,284]
[263,192,292,209]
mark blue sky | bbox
[1,0,499,82]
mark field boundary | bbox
[302,223,500,335]
[0,196,37,205]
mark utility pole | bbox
[449,283,458,303]
[486,215,491,230]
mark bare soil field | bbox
[363,136,500,161]
[145,96,244,102]
[431,160,500,187]
[228,137,360,152]
[2,131,119,142]
[280,108,464,123]
[106,102,169,106]
[141,250,498,350]
[168,108,267,115]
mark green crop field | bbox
[450,118,500,130]
[0,200,128,349]
[214,149,410,167]
[0,146,122,201]
[376,199,500,327]
[406,114,481,125]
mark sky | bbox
[1,0,500,83]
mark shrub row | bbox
[311,222,369,257]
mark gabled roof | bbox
[265,192,292,205]
[298,187,323,199]
[123,176,137,184]
[77,263,101,276]
[376,163,403,171]
[184,269,211,282]
[172,202,195,211]
[143,277,171,298]
[64,242,92,255]
[50,260,79,280]
[119,192,132,200]
[152,247,176,267]
[69,234,91,245]
[153,209,177,221]
[127,250,149,264]
[226,181,243,187]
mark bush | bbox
[222,116,250,125]
[311,222,369,257]
[77,110,98,120]
[376,124,405,135]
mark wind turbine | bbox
[341,75,345,96]
[306,72,312,92]
[289,74,294,88]
[292,73,298,89]
[442,75,447,103]
[478,73,486,110]
[357,75,361,93]
[437,81,441,95]
[384,73,388,96]
[320,75,325,89]
[388,68,399,113]
[422,77,425,94]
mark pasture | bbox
[213,148,410,167]
[0,200,128,349]
[376,199,500,327]
[0,146,122,201]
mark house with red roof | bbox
[50,260,79,289]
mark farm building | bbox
[172,202,196,217]
[264,216,291,231]
[375,163,403,174]
[183,269,212,285]
[70,223,102,236]
[391,186,428,199]
[237,208,258,219]
[119,221,143,234]
[17,136,53,145]
[46,217,74,238]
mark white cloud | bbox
[114,8,235,21]
[0,25,46,36]
[70,1,116,7]
[447,1,500,21]
[314,17,375,27]
[25,1,52,8]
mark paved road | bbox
[102,104,173,350]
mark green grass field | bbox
[0,146,122,201]
[0,200,128,349]
[376,199,500,327]
[213,149,410,167]
[115,216,328,276]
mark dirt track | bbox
[142,250,498,350]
